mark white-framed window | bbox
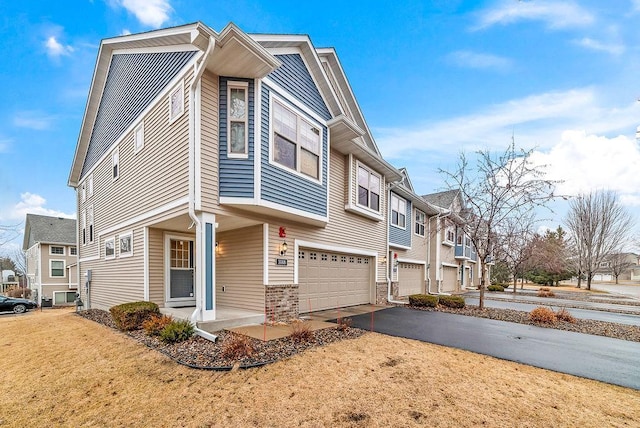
[456,233,463,245]
[271,98,322,181]
[119,231,133,258]
[105,237,116,260]
[112,148,119,180]
[53,291,76,305]
[50,246,65,256]
[599,262,610,268]
[169,80,184,123]
[227,81,248,157]
[87,205,94,243]
[134,122,144,153]
[87,174,94,197]
[82,209,87,245]
[357,165,381,212]
[50,260,65,277]
[414,209,425,236]
[445,226,455,243]
[390,193,406,228]
[70,247,77,256]
[81,182,86,202]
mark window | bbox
[119,231,133,258]
[50,246,65,255]
[82,209,87,245]
[81,182,86,202]
[87,174,94,197]
[390,193,406,228]
[272,100,321,180]
[227,82,248,156]
[456,234,463,245]
[112,149,119,180]
[53,291,76,305]
[105,237,115,260]
[357,166,381,212]
[70,247,77,256]
[445,226,455,243]
[87,205,94,243]
[415,210,425,236]
[169,81,184,123]
[134,122,144,153]
[50,260,65,277]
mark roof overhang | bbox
[391,186,441,216]
[331,136,402,182]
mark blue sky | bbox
[1,0,640,252]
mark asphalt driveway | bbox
[345,306,640,390]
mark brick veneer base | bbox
[265,284,299,322]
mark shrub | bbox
[502,283,510,289]
[529,307,557,324]
[7,288,32,299]
[555,308,576,323]
[336,317,352,331]
[142,314,173,336]
[159,319,194,343]
[109,301,160,331]
[540,287,550,291]
[438,295,465,308]
[221,334,255,359]
[290,320,314,342]
[537,289,556,298]
[487,285,505,292]
[408,294,438,307]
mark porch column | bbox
[197,213,216,322]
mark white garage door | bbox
[593,274,612,282]
[442,266,459,292]
[397,263,424,296]
[298,248,371,313]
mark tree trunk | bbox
[513,276,517,294]
[586,274,592,290]
[479,262,486,309]
[615,275,619,285]
[576,270,581,288]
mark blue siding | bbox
[268,54,331,121]
[81,51,196,178]
[389,195,412,247]
[260,84,328,217]
[219,77,255,198]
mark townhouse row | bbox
[67,22,484,326]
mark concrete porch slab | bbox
[230,320,336,341]
[301,304,388,322]
[160,306,265,333]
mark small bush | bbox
[109,301,160,331]
[537,289,556,298]
[438,295,465,308]
[408,294,438,307]
[221,334,255,359]
[336,317,352,331]
[502,283,510,289]
[7,288,32,299]
[555,308,576,323]
[290,320,314,342]
[540,287,550,291]
[142,314,173,336]
[487,285,505,292]
[159,319,194,343]
[529,307,557,324]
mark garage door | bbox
[298,248,371,313]
[442,266,459,292]
[593,274,612,282]
[397,263,424,296]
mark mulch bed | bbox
[77,309,366,370]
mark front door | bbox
[165,235,195,307]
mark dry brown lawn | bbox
[2,309,639,427]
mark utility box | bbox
[41,297,52,308]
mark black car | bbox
[0,296,38,314]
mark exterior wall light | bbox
[280,241,288,256]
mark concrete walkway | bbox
[591,283,640,300]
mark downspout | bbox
[435,208,452,295]
[187,36,216,340]
[426,214,431,293]
[386,181,407,305]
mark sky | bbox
[1,0,640,253]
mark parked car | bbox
[0,296,38,314]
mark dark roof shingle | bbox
[23,214,77,250]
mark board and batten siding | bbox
[218,77,255,198]
[389,193,412,248]
[200,70,220,211]
[216,225,264,312]
[81,51,197,178]
[260,84,328,217]
[268,149,387,284]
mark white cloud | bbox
[1,193,75,223]
[474,0,594,30]
[633,0,640,12]
[45,36,74,57]
[121,29,132,36]
[445,50,513,72]
[0,138,10,153]
[116,0,172,28]
[573,37,625,55]
[13,111,54,130]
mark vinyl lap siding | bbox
[216,225,264,312]
[219,77,254,198]
[389,195,412,248]
[200,71,219,210]
[260,84,328,217]
[81,51,197,178]
[148,227,164,306]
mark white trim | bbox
[442,262,459,268]
[112,45,199,55]
[49,245,66,256]
[414,209,426,237]
[254,78,262,199]
[78,255,100,263]
[112,148,120,181]
[53,290,76,305]
[133,121,144,153]
[348,153,353,206]
[69,246,78,256]
[143,227,149,301]
[263,223,269,285]
[219,196,328,223]
[389,192,407,230]
[118,230,134,258]
[87,205,94,243]
[98,196,189,237]
[397,258,427,266]
[104,236,116,260]
[164,232,196,306]
[354,160,382,215]
[87,174,94,198]
[49,259,66,278]
[169,79,185,124]
[226,80,249,158]
[442,240,455,247]
[263,77,327,124]
[195,79,202,210]
[389,242,411,250]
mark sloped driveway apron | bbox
[346,306,640,390]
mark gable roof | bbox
[23,214,77,250]
[422,190,460,210]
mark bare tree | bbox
[564,190,635,290]
[11,249,26,275]
[0,223,21,251]
[441,142,556,309]
[494,211,537,294]
[609,251,635,285]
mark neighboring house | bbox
[422,190,482,293]
[68,22,412,327]
[23,214,78,305]
[593,253,639,282]
[1,270,18,294]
